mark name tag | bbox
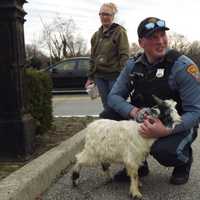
[156,68,165,78]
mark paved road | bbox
[42,131,200,200]
[52,94,103,116]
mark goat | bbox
[72,96,181,199]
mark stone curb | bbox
[0,129,86,200]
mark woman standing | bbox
[85,2,129,110]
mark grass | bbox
[0,116,97,181]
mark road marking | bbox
[53,95,98,101]
[54,115,99,118]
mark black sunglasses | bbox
[99,12,113,17]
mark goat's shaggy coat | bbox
[72,98,181,199]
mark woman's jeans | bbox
[95,78,116,109]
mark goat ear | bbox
[152,95,165,106]
[170,99,177,107]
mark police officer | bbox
[103,17,200,185]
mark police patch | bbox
[186,64,199,74]
[187,64,200,83]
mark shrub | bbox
[24,68,53,134]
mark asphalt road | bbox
[48,94,200,200]
[43,130,200,200]
[52,94,103,116]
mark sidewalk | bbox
[43,130,200,200]
[0,128,199,200]
[0,129,86,200]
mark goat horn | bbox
[152,95,165,105]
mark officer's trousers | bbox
[99,108,198,167]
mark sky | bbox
[24,0,200,49]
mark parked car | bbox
[45,57,90,93]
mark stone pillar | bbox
[0,0,35,159]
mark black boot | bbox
[113,161,149,182]
[170,156,193,185]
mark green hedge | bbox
[24,68,53,135]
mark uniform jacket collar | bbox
[135,48,171,68]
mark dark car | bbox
[46,57,90,93]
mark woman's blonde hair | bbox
[101,2,118,15]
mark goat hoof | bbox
[133,197,142,200]
[72,181,77,187]
[72,171,79,187]
[72,171,79,180]
[129,193,142,200]
[132,196,142,200]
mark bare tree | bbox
[129,42,142,57]
[26,44,49,69]
[169,33,200,66]
[40,16,87,63]
[186,41,200,66]
[168,33,190,53]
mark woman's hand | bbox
[139,117,171,138]
[85,79,94,89]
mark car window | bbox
[79,59,90,71]
[54,60,76,71]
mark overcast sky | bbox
[24,0,200,49]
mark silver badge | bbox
[156,68,165,78]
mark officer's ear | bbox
[138,38,144,48]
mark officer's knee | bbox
[99,108,125,121]
[150,145,182,167]
[99,109,111,119]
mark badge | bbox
[156,68,165,78]
[99,57,104,63]
[186,64,199,74]
[186,64,200,83]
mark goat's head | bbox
[149,95,181,128]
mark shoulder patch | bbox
[186,64,200,83]
[186,64,199,75]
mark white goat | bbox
[72,97,181,199]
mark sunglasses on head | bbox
[145,20,166,30]
[99,12,113,17]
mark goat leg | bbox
[101,162,112,181]
[126,164,142,200]
[72,163,81,187]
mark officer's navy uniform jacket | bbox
[107,49,200,166]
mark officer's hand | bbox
[135,108,152,123]
[138,116,171,138]
[129,107,140,119]
[129,107,151,122]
